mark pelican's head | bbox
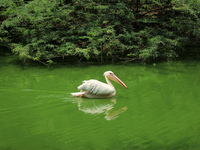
[104,71,128,89]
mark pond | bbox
[0,53,200,150]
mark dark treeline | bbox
[0,0,200,64]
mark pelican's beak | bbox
[110,75,128,89]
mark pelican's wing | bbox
[78,79,115,95]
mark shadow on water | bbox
[71,98,127,121]
[0,46,141,69]
[0,52,121,70]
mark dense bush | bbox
[0,0,200,64]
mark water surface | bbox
[0,54,200,150]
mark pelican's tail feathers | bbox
[71,92,86,97]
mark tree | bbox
[0,0,199,64]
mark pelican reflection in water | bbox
[73,98,127,120]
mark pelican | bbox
[71,71,127,98]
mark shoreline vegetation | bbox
[0,0,200,65]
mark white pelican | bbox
[71,71,128,98]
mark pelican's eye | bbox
[110,72,113,76]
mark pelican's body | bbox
[71,71,127,98]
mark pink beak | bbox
[112,75,128,89]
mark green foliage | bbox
[0,0,200,64]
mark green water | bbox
[0,54,200,150]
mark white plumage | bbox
[78,79,115,95]
[71,71,127,99]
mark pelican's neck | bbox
[105,75,115,90]
[105,75,116,97]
